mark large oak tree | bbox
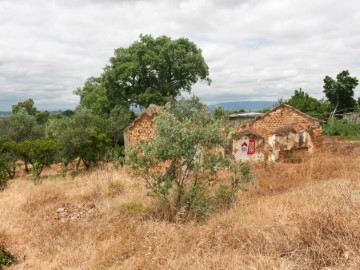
[76,35,211,112]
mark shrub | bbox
[0,247,17,269]
[128,97,253,221]
[323,118,360,136]
[16,139,57,183]
[0,140,17,179]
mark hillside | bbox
[208,101,276,111]
[0,141,360,269]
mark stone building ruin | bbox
[123,104,160,150]
[231,104,323,162]
[124,103,323,163]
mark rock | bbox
[56,207,65,213]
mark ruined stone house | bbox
[123,104,160,150]
[230,104,323,162]
[124,103,323,163]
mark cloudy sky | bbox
[1,0,360,110]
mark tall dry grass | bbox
[0,143,359,269]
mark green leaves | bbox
[323,70,358,114]
[285,88,326,119]
[46,109,110,170]
[16,139,57,180]
[84,34,211,110]
[127,97,251,221]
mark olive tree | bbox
[46,109,110,171]
[128,97,252,221]
[16,139,57,183]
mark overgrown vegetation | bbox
[128,97,253,221]
[323,118,360,136]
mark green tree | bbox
[74,77,112,117]
[0,140,18,179]
[285,88,326,118]
[12,99,38,115]
[0,112,44,143]
[16,139,57,182]
[104,105,135,147]
[128,97,252,221]
[323,70,359,114]
[46,109,110,171]
[88,34,211,110]
[35,111,50,125]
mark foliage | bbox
[12,98,38,115]
[104,105,135,147]
[0,247,17,269]
[323,70,359,114]
[0,112,44,143]
[323,118,360,136]
[35,111,50,125]
[128,97,252,221]
[46,109,110,170]
[0,140,17,179]
[74,77,112,117]
[75,35,211,112]
[0,160,9,191]
[285,88,327,119]
[16,139,57,182]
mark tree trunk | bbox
[75,157,81,172]
[24,161,29,173]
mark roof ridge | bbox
[254,104,322,122]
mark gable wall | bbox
[128,113,157,146]
[252,106,322,145]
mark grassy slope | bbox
[1,143,360,270]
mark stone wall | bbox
[235,105,323,161]
[128,114,157,145]
[123,104,159,150]
[249,105,323,147]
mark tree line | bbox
[1,34,360,188]
[0,34,211,186]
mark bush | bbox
[128,97,253,221]
[323,118,360,136]
[46,109,110,171]
[16,139,57,183]
[0,247,17,269]
[0,140,18,187]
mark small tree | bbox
[0,112,44,143]
[46,109,110,171]
[16,139,57,183]
[12,98,38,115]
[285,88,327,119]
[128,97,252,221]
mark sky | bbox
[1,0,360,111]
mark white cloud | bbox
[0,0,360,110]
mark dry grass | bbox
[0,143,360,269]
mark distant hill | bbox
[0,111,11,115]
[208,101,277,111]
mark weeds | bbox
[0,248,17,269]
